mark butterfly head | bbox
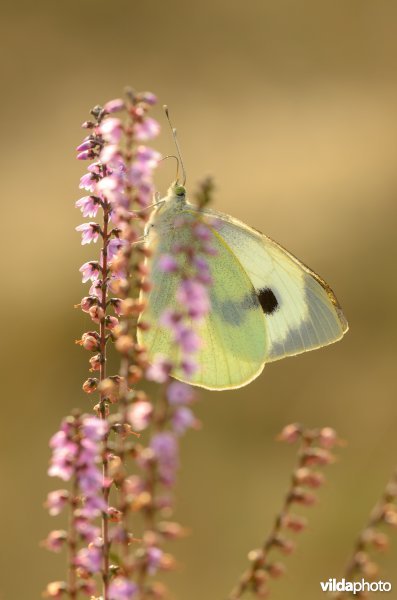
[168,181,186,200]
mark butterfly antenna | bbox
[163,105,186,186]
[160,154,180,180]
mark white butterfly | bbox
[138,183,348,390]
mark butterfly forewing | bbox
[196,206,348,362]
[139,210,269,390]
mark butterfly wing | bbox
[195,206,348,362]
[139,210,269,390]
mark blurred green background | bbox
[1,0,397,598]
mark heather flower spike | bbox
[45,87,213,600]
[334,470,397,598]
[229,425,342,599]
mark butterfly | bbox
[138,182,348,390]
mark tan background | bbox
[1,0,397,598]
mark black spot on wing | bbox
[257,288,279,314]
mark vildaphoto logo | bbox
[320,579,392,594]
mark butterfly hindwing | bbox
[139,210,269,390]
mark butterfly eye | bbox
[174,185,186,197]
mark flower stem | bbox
[67,475,79,599]
[100,203,110,600]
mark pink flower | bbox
[139,91,157,105]
[193,222,213,241]
[159,309,182,330]
[158,254,179,273]
[108,577,138,599]
[107,237,128,261]
[79,172,97,192]
[45,490,69,516]
[42,530,67,553]
[48,428,78,481]
[176,280,210,319]
[82,416,108,441]
[150,432,179,486]
[97,174,124,204]
[75,195,100,218]
[87,161,102,174]
[79,261,101,283]
[136,145,161,166]
[147,546,163,575]
[134,117,160,141]
[181,356,198,377]
[166,382,194,405]
[146,355,173,383]
[99,118,123,143]
[129,146,161,187]
[172,407,197,435]
[76,222,101,245]
[75,544,102,573]
[128,401,153,431]
[100,144,123,166]
[174,326,202,353]
[75,518,100,542]
[193,255,210,275]
[80,493,107,519]
[89,279,103,297]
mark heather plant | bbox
[44,88,217,600]
[334,470,397,599]
[229,424,341,599]
[43,87,394,600]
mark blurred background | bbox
[1,0,397,598]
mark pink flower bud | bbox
[289,488,316,506]
[282,514,307,532]
[88,305,105,323]
[157,521,188,540]
[77,150,95,160]
[301,448,334,466]
[318,427,338,448]
[89,353,102,372]
[76,139,93,152]
[115,334,134,354]
[248,548,264,563]
[272,535,295,554]
[294,467,325,488]
[45,490,69,516]
[104,98,125,113]
[79,296,98,312]
[107,507,122,522]
[267,562,286,578]
[82,378,99,394]
[383,506,397,526]
[78,331,100,351]
[128,401,153,431]
[42,529,67,552]
[44,581,67,598]
[277,423,301,444]
[138,91,157,105]
[105,315,119,330]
